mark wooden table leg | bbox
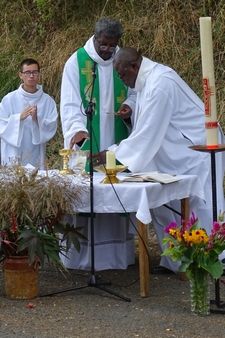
[137,220,150,297]
[181,198,190,223]
[136,198,189,297]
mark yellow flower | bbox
[169,241,174,248]
[169,228,181,241]
[183,230,192,244]
[183,229,208,245]
[169,228,176,236]
[192,229,209,244]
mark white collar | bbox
[134,57,157,92]
[18,84,43,99]
[84,35,119,66]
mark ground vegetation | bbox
[0,0,224,166]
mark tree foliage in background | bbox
[0,0,224,166]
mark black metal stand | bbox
[41,62,130,302]
[191,144,225,313]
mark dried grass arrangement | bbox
[0,165,84,269]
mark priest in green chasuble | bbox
[60,18,136,270]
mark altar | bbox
[69,172,205,297]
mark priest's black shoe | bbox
[151,266,174,275]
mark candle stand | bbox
[94,164,127,184]
[190,144,225,314]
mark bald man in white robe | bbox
[103,47,225,272]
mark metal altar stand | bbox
[191,144,225,314]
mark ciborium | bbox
[94,164,127,184]
[59,148,74,175]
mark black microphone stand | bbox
[41,62,130,302]
[83,62,130,301]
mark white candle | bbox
[106,151,116,169]
[199,17,218,146]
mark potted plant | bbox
[162,212,225,315]
[0,165,83,299]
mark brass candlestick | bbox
[59,149,74,175]
[94,164,127,184]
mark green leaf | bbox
[202,260,224,279]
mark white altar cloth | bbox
[75,172,205,224]
[42,170,204,296]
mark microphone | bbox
[85,62,97,116]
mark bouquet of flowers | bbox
[162,212,225,279]
[162,213,225,315]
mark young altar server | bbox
[60,18,136,270]
[96,47,225,272]
[0,58,58,169]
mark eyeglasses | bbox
[99,45,116,52]
[21,71,40,77]
[94,38,117,53]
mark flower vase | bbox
[188,266,210,316]
[3,256,39,299]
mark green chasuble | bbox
[77,47,129,154]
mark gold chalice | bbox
[94,164,127,184]
[59,148,75,175]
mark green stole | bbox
[77,47,128,154]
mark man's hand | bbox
[20,106,37,121]
[31,105,37,122]
[116,104,132,120]
[70,131,89,149]
[92,150,107,166]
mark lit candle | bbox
[106,151,116,169]
[199,17,218,146]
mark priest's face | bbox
[19,63,40,93]
[114,61,138,88]
[94,33,118,60]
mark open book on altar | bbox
[121,171,182,184]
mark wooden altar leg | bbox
[136,199,189,297]
[137,220,150,297]
[181,198,190,223]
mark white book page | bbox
[121,171,181,184]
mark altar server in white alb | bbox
[100,47,224,272]
[0,58,58,169]
[60,18,136,271]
